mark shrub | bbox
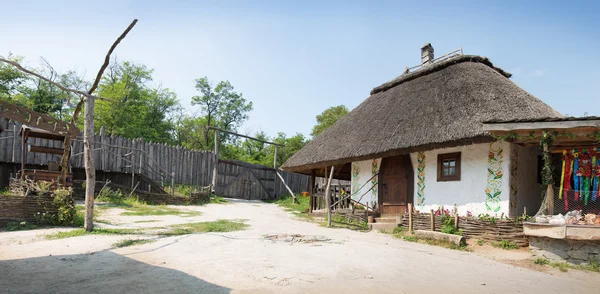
[534,257,549,265]
[492,240,518,250]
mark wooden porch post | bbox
[309,169,315,213]
[325,166,335,227]
[543,142,554,215]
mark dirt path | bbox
[1,199,599,293]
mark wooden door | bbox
[378,155,413,216]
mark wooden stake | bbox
[325,166,335,227]
[12,123,16,162]
[454,214,459,230]
[430,209,435,231]
[408,203,413,234]
[309,169,315,213]
[543,142,554,215]
[83,95,96,232]
[211,129,219,193]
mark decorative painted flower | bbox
[496,170,502,177]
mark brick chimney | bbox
[421,43,434,65]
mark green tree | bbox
[191,77,253,147]
[93,61,178,143]
[310,105,348,137]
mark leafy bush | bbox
[476,239,485,246]
[534,257,549,265]
[492,240,518,250]
[6,221,38,231]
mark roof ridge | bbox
[370,55,512,95]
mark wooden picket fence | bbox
[0,118,311,198]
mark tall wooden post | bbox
[309,169,315,213]
[325,166,335,227]
[273,145,278,199]
[430,209,435,231]
[12,123,16,162]
[211,129,219,193]
[84,95,96,232]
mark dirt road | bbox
[1,199,599,293]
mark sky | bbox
[1,0,599,138]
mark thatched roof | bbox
[282,55,563,173]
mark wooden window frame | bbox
[437,152,461,182]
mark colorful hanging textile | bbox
[559,150,566,200]
[562,150,572,211]
[592,148,600,201]
[581,149,592,205]
[573,149,580,201]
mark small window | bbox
[437,152,461,181]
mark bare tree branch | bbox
[0,58,112,102]
[88,19,138,94]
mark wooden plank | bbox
[523,223,566,239]
[566,226,600,240]
[483,120,600,131]
[28,145,64,155]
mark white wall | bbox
[409,142,512,216]
[515,145,542,216]
[351,158,381,209]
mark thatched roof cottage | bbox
[282,44,563,217]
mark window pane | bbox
[449,160,455,167]
[449,167,455,175]
[443,161,449,167]
[442,168,449,176]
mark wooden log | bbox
[414,230,466,246]
[83,95,96,232]
[325,166,335,227]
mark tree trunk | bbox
[84,95,96,231]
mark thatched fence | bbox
[400,213,528,246]
[0,194,57,226]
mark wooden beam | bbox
[309,169,315,213]
[207,126,283,146]
[28,145,64,155]
[483,120,600,131]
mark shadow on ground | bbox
[0,251,230,294]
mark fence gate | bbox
[216,160,275,200]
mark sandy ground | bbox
[1,198,599,294]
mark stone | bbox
[541,250,569,261]
[568,250,589,261]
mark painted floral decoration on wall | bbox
[485,142,504,212]
[417,152,426,209]
[371,159,379,196]
[351,163,360,195]
[509,147,518,209]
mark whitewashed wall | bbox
[351,158,381,209]
[409,142,512,216]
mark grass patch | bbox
[45,228,140,240]
[95,187,201,216]
[159,219,249,236]
[113,238,155,248]
[120,205,200,217]
[491,240,519,250]
[211,196,229,204]
[534,257,549,265]
[264,195,311,220]
[323,213,368,231]
[476,239,485,246]
[5,221,38,231]
[534,257,600,273]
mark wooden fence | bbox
[0,118,311,198]
[400,213,528,246]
